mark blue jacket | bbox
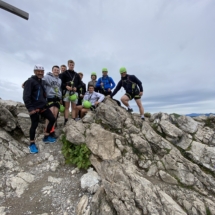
[96,76,115,90]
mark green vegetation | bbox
[204,118,214,129]
[144,112,151,118]
[171,113,181,119]
[206,207,211,215]
[61,134,91,169]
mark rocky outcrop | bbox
[1,97,215,215]
[67,99,215,215]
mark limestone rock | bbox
[80,168,101,193]
[194,126,214,145]
[76,195,89,215]
[86,123,121,160]
[17,113,31,137]
[159,170,178,184]
[177,115,198,134]
[0,106,17,131]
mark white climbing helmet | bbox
[34,64,44,71]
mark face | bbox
[91,75,96,80]
[34,70,44,79]
[121,72,127,78]
[61,66,66,73]
[68,62,74,70]
[102,71,108,76]
[52,67,60,76]
[88,86,94,93]
[79,74,83,80]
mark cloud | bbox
[0,0,214,114]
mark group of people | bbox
[23,60,145,154]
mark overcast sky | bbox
[0,0,214,114]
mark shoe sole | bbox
[43,140,56,144]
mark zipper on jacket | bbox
[36,86,40,100]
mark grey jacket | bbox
[43,72,62,99]
[83,91,104,105]
[88,80,97,88]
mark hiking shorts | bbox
[47,97,60,109]
[63,91,78,103]
[125,91,141,100]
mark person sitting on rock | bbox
[76,85,104,119]
[43,65,62,138]
[60,60,82,125]
[110,67,145,121]
[96,68,115,96]
[88,72,98,92]
[23,65,57,154]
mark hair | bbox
[88,84,94,90]
[61,64,67,68]
[78,72,83,76]
[67,60,75,65]
[52,65,59,70]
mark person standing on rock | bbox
[23,65,57,154]
[43,65,62,138]
[60,60,82,125]
[76,85,104,118]
[96,68,116,96]
[110,67,145,121]
[59,64,67,79]
[88,72,98,92]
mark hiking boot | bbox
[50,132,58,139]
[127,108,133,113]
[43,136,56,144]
[28,143,38,154]
[141,117,145,121]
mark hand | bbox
[73,87,77,91]
[94,101,99,106]
[108,88,111,92]
[139,92,143,96]
[29,110,36,115]
[66,86,72,91]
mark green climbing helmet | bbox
[102,68,108,72]
[91,72,97,76]
[83,100,92,109]
[59,105,65,113]
[69,93,78,101]
[120,67,127,74]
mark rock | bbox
[0,106,17,131]
[177,115,198,134]
[17,172,35,183]
[186,141,215,171]
[76,195,89,215]
[159,120,184,140]
[0,207,6,215]
[65,120,86,144]
[80,168,101,193]
[159,170,178,184]
[194,126,214,145]
[48,176,62,184]
[86,123,121,160]
[193,115,207,122]
[17,113,31,137]
[9,176,28,197]
[176,133,193,150]
[82,111,95,123]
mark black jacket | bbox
[77,81,86,96]
[60,70,82,93]
[23,76,47,112]
[111,74,143,97]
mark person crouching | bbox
[76,85,104,119]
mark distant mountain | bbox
[186,113,215,117]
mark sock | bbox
[141,115,145,118]
[44,135,49,139]
[64,118,68,123]
[30,142,35,146]
[128,106,131,109]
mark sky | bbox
[0,0,214,114]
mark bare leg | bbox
[64,102,70,119]
[81,108,88,118]
[76,106,83,118]
[71,102,76,119]
[120,95,130,107]
[135,99,144,115]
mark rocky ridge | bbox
[0,98,215,215]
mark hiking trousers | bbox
[30,108,56,140]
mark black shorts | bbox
[90,105,96,111]
[125,92,141,100]
[47,97,60,109]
